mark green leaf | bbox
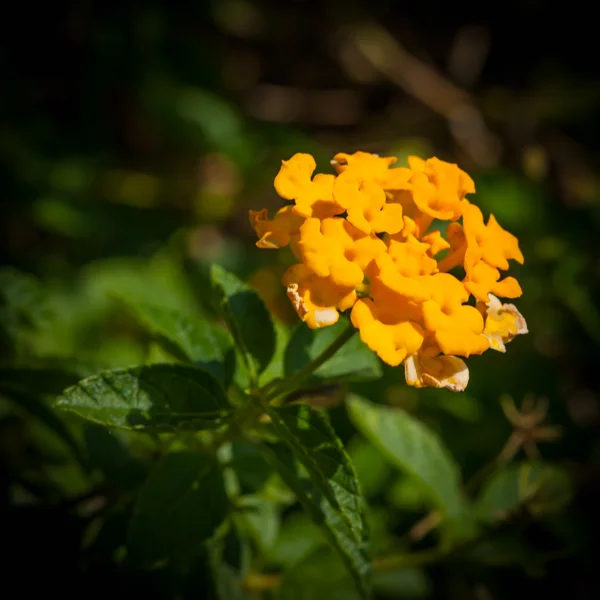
[220,523,252,573]
[123,300,233,382]
[127,451,228,568]
[284,319,381,386]
[367,506,397,556]
[207,534,254,600]
[475,462,573,522]
[276,546,362,600]
[237,495,280,554]
[258,403,371,599]
[55,364,230,431]
[83,424,148,490]
[210,265,276,380]
[347,396,468,536]
[229,440,272,493]
[83,252,200,316]
[258,320,291,387]
[267,512,325,569]
[347,436,393,499]
[372,568,431,599]
[386,476,429,512]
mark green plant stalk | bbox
[210,396,263,450]
[211,322,356,448]
[265,322,357,404]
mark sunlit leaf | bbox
[258,320,291,387]
[123,300,233,383]
[55,364,229,431]
[259,403,371,599]
[347,395,470,539]
[284,319,381,386]
[211,265,276,380]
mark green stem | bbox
[209,322,356,451]
[265,322,357,404]
[209,397,262,450]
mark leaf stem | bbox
[265,322,357,404]
[208,397,260,450]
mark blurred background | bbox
[1,0,600,598]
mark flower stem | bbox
[209,323,356,449]
[265,322,357,404]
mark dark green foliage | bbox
[1,4,598,598]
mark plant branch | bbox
[264,322,357,404]
[209,396,263,450]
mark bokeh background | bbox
[2,1,600,598]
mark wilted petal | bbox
[283,264,357,330]
[482,293,528,352]
[404,353,470,392]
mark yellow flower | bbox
[421,274,490,357]
[407,156,475,221]
[249,150,527,392]
[421,230,451,257]
[436,223,466,272]
[351,298,424,366]
[462,200,524,302]
[297,217,386,288]
[463,256,522,303]
[249,206,304,252]
[331,151,412,190]
[386,235,438,277]
[274,153,344,219]
[283,264,357,329]
[333,169,404,235]
[371,253,431,303]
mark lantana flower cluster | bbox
[250,152,527,391]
